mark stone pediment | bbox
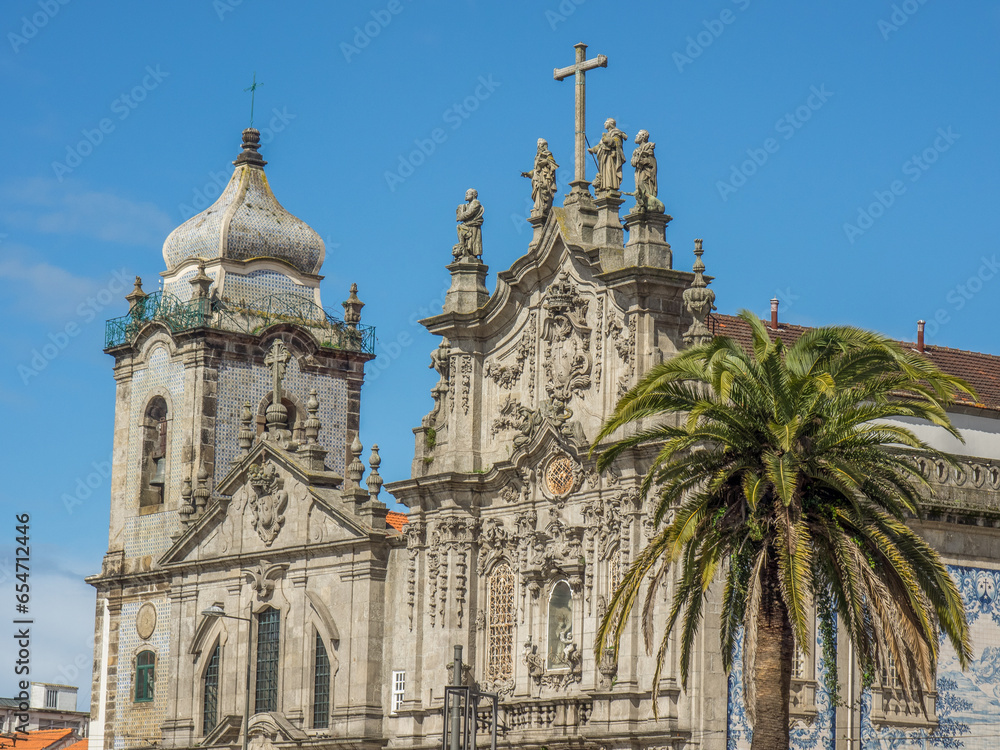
[160,442,372,568]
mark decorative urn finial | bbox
[234,127,267,167]
[682,239,717,346]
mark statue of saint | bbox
[452,188,484,261]
[521,139,559,217]
[631,129,665,213]
[588,118,627,193]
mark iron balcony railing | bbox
[105,291,375,354]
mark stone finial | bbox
[452,189,484,262]
[342,283,364,331]
[189,261,213,300]
[304,389,321,445]
[366,444,383,500]
[234,127,267,168]
[179,474,195,525]
[194,463,211,516]
[682,239,717,346]
[347,434,365,487]
[126,276,147,314]
[238,402,255,456]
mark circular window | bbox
[546,456,575,496]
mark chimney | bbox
[770,298,779,329]
[917,320,925,353]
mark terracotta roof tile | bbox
[0,729,75,750]
[63,740,86,750]
[385,511,409,532]
[709,314,1000,413]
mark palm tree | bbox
[591,311,975,750]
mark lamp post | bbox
[202,604,253,750]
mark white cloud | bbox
[0,249,117,322]
[0,178,173,247]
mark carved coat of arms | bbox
[247,462,288,545]
[541,271,592,413]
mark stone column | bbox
[443,261,490,314]
[623,211,673,269]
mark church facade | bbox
[88,78,1000,750]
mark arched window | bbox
[140,397,168,507]
[254,608,280,713]
[485,563,515,685]
[135,650,155,702]
[547,581,574,669]
[203,644,220,735]
[312,632,330,729]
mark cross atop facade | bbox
[244,72,264,127]
[265,339,290,405]
[554,43,608,198]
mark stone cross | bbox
[264,340,290,406]
[554,42,608,198]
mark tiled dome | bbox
[162,129,325,275]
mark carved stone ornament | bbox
[242,559,289,601]
[247,462,288,545]
[542,271,592,409]
[485,312,536,390]
[136,602,157,640]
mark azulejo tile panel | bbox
[115,598,170,750]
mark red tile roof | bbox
[63,741,86,750]
[0,729,76,750]
[709,314,1000,413]
[385,511,409,532]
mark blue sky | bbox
[1,0,998,704]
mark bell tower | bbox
[87,129,374,750]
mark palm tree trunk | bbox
[750,572,794,750]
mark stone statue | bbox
[588,118,627,193]
[452,188,484,261]
[630,130,665,213]
[521,139,559,217]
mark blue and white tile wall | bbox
[115,598,170,750]
[728,624,836,750]
[216,353,349,483]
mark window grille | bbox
[391,670,406,714]
[255,609,280,713]
[312,633,330,729]
[485,563,515,684]
[203,645,220,735]
[44,689,57,709]
[135,651,155,702]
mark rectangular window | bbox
[391,670,406,714]
[312,633,330,729]
[135,651,155,702]
[44,689,58,709]
[203,644,220,735]
[255,609,280,713]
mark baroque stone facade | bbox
[88,116,1000,750]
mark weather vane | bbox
[244,72,263,127]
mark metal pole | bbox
[450,646,462,750]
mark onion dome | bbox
[162,129,325,276]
